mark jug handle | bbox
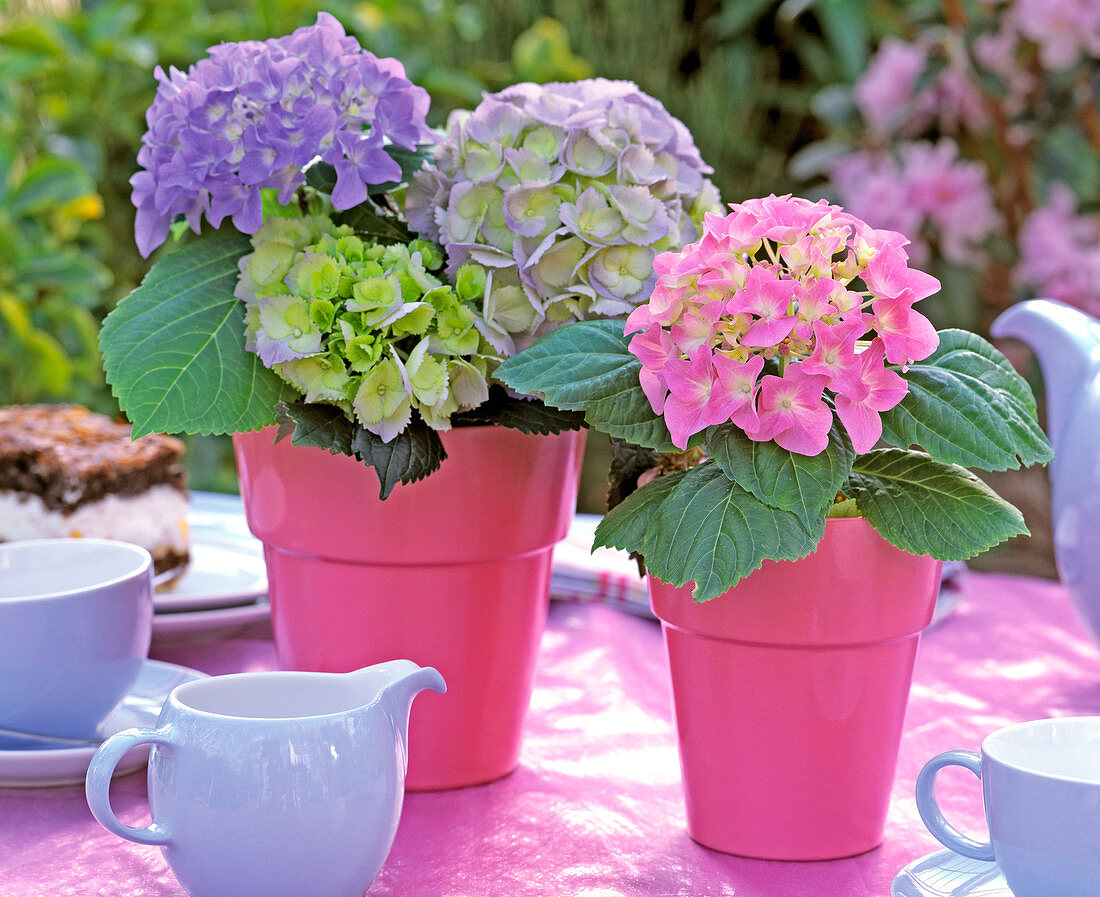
[85,727,173,846]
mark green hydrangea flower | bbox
[238,212,497,442]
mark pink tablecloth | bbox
[3,571,1100,896]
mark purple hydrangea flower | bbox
[405,78,720,356]
[131,12,432,257]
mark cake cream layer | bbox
[0,485,189,560]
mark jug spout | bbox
[991,298,1100,453]
[354,660,446,760]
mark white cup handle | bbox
[85,727,172,846]
[915,749,995,861]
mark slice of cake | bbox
[0,404,189,575]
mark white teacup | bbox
[0,539,153,740]
[916,716,1100,897]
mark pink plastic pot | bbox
[233,425,585,790]
[649,517,942,860]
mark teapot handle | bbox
[85,727,173,846]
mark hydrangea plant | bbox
[406,78,721,355]
[497,195,1054,601]
[99,14,586,498]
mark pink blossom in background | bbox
[853,37,926,136]
[625,195,942,455]
[853,35,986,139]
[972,19,1038,118]
[1016,183,1100,315]
[898,141,1002,265]
[828,141,1000,268]
[930,62,989,136]
[1012,0,1100,70]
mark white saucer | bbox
[152,596,271,643]
[155,536,267,612]
[892,849,1011,896]
[0,660,206,788]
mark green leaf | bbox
[603,462,822,602]
[332,204,414,245]
[100,233,297,437]
[594,467,687,557]
[814,0,870,83]
[451,385,586,434]
[495,319,686,451]
[305,162,338,194]
[882,329,1053,471]
[13,249,111,293]
[606,437,662,511]
[351,417,446,499]
[275,401,355,456]
[495,318,635,410]
[585,389,695,453]
[844,448,1028,560]
[275,401,447,498]
[375,144,433,191]
[707,419,854,530]
[8,158,91,217]
[712,0,774,39]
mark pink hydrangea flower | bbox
[834,338,909,453]
[743,366,833,456]
[626,194,942,454]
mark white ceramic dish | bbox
[152,596,271,643]
[0,660,206,787]
[155,537,267,612]
[892,849,1012,897]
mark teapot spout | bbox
[365,660,446,762]
[991,298,1100,453]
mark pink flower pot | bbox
[648,517,942,860]
[233,425,585,790]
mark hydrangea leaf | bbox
[593,467,687,558]
[494,319,634,410]
[494,318,691,451]
[276,401,446,499]
[350,416,446,499]
[882,329,1054,472]
[585,390,695,453]
[451,385,586,434]
[365,145,436,195]
[606,438,662,511]
[275,401,355,456]
[100,233,296,437]
[706,419,855,530]
[641,462,823,602]
[597,462,822,603]
[331,204,413,246]
[844,448,1028,560]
